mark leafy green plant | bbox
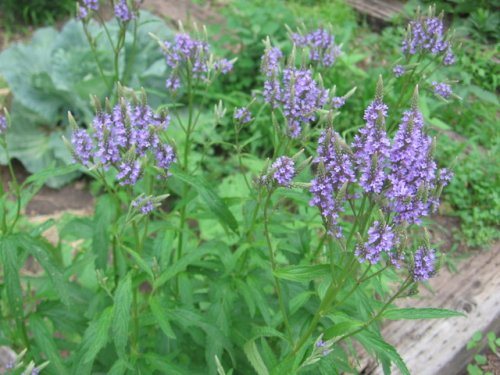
[0,4,468,374]
[466,331,500,375]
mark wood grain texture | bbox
[362,244,500,374]
[346,0,404,21]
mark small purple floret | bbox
[272,156,296,186]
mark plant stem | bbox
[176,72,194,261]
[263,190,293,345]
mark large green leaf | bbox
[172,167,239,234]
[112,273,133,358]
[71,306,114,375]
[273,264,331,282]
[382,308,465,320]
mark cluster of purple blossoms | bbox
[401,15,455,64]
[331,96,345,109]
[412,247,436,281]
[77,0,99,20]
[132,196,155,214]
[114,0,134,22]
[355,221,396,265]
[352,99,391,194]
[432,82,452,98]
[292,28,342,67]
[71,100,175,185]
[310,130,356,238]
[0,114,6,135]
[234,107,252,124]
[162,33,232,91]
[271,156,296,187]
[393,65,406,77]
[262,47,283,109]
[386,109,440,224]
[282,68,329,138]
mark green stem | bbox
[83,25,112,91]
[339,277,413,341]
[176,73,194,261]
[263,190,293,345]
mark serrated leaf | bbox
[93,194,116,269]
[324,321,363,340]
[71,306,113,375]
[273,264,330,282]
[171,166,239,234]
[112,273,133,358]
[356,330,409,375]
[122,244,154,281]
[382,308,465,320]
[243,340,270,375]
[149,295,177,339]
[0,236,24,331]
[18,234,72,306]
[29,315,68,375]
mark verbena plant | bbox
[0,2,465,374]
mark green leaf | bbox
[324,321,363,340]
[154,241,214,289]
[469,85,499,105]
[273,264,331,282]
[171,167,239,234]
[112,273,133,358]
[0,236,24,332]
[108,359,128,375]
[19,234,72,306]
[71,306,113,375]
[122,244,154,281]
[356,330,409,375]
[92,194,116,269]
[243,340,270,375]
[474,354,487,365]
[382,308,465,320]
[149,295,177,339]
[29,315,68,375]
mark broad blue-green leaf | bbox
[112,273,133,358]
[273,264,331,282]
[382,307,465,320]
[71,306,113,375]
[171,167,239,234]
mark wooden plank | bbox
[361,243,500,374]
[346,0,404,21]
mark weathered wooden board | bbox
[346,0,404,22]
[362,243,500,375]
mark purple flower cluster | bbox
[352,99,391,193]
[71,100,175,185]
[393,65,406,77]
[162,33,232,91]
[386,109,438,224]
[310,130,356,237]
[282,68,329,138]
[401,15,455,63]
[77,0,99,20]
[114,0,134,22]
[132,196,155,214]
[272,156,296,187]
[432,82,452,98]
[331,96,345,109]
[292,28,341,67]
[0,114,6,135]
[412,247,436,281]
[261,47,283,77]
[234,107,252,124]
[355,221,396,264]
